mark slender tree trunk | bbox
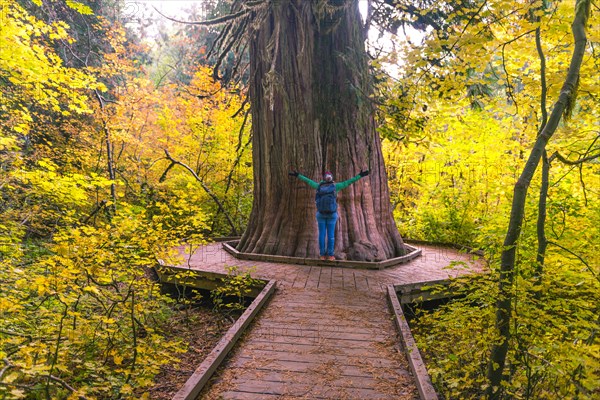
[105,129,117,216]
[535,150,549,285]
[486,1,591,397]
[534,19,549,290]
[95,90,117,217]
[238,0,405,260]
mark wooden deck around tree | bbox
[168,243,484,399]
[168,242,482,290]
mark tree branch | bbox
[0,359,13,381]
[47,375,88,400]
[81,200,107,224]
[163,150,238,235]
[548,241,599,283]
[159,162,176,183]
[226,132,252,195]
[231,95,249,118]
[500,30,537,115]
[551,151,600,165]
[152,6,248,27]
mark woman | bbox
[289,169,369,260]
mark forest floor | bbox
[147,304,235,399]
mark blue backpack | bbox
[316,182,337,214]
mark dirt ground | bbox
[146,305,234,399]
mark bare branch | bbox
[159,162,176,183]
[231,95,249,118]
[47,375,88,400]
[548,241,599,284]
[536,24,548,130]
[501,29,537,115]
[213,17,249,81]
[0,359,13,381]
[207,22,233,60]
[163,150,238,235]
[550,151,600,165]
[152,6,248,27]
[81,200,107,224]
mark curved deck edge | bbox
[387,284,439,400]
[222,240,422,270]
[172,280,277,400]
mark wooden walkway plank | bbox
[222,380,413,399]
[343,267,356,289]
[243,327,389,343]
[234,348,403,368]
[229,358,410,380]
[305,266,322,289]
[318,266,332,289]
[330,267,345,289]
[217,392,282,400]
[254,312,384,326]
[246,335,388,350]
[292,267,311,288]
[241,342,402,361]
[226,369,409,389]
[354,271,370,291]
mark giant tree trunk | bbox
[238,0,405,260]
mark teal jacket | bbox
[297,173,363,191]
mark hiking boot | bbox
[327,256,335,261]
[319,256,326,260]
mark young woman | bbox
[289,170,369,260]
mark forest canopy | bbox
[1,0,598,398]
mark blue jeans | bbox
[316,212,338,256]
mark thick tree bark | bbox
[486,1,590,397]
[238,0,405,260]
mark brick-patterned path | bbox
[173,243,483,399]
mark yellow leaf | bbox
[65,0,93,15]
[83,286,100,295]
[10,389,25,398]
[4,372,20,383]
[120,384,133,395]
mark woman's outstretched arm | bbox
[297,173,319,189]
[335,170,369,191]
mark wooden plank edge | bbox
[393,278,452,296]
[392,273,489,304]
[172,280,277,400]
[386,285,439,400]
[377,245,422,269]
[153,264,268,298]
[404,239,485,257]
[222,241,422,270]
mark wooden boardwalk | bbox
[174,243,483,399]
